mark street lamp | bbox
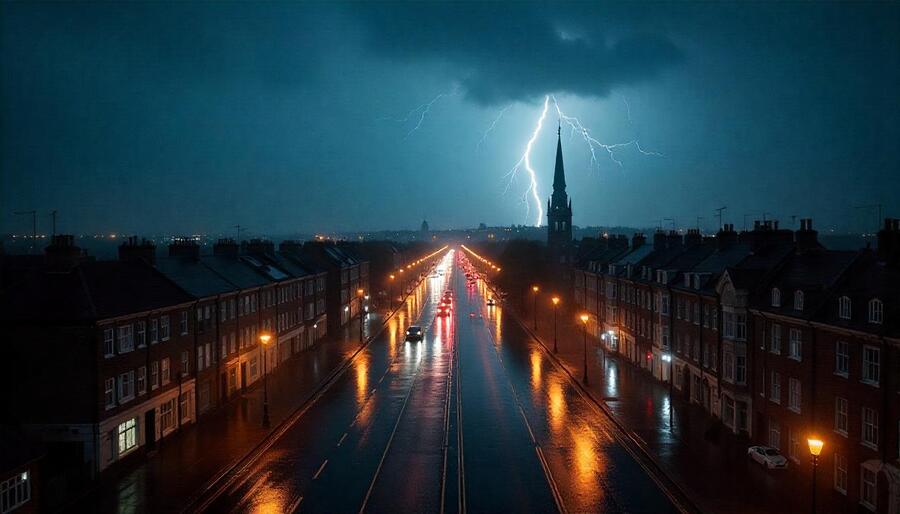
[807,437,824,514]
[662,352,673,428]
[389,274,395,309]
[551,296,560,353]
[357,288,365,342]
[532,285,540,330]
[259,332,272,427]
[580,314,589,384]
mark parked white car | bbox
[747,446,788,469]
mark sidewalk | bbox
[509,296,809,514]
[72,284,426,513]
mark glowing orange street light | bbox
[259,332,273,426]
[551,296,561,353]
[531,285,540,330]
[808,437,824,513]
[580,314,590,384]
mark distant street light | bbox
[552,296,560,353]
[389,274,395,309]
[259,332,272,427]
[580,314,589,384]
[357,288,365,342]
[808,437,824,514]
[532,285,540,330]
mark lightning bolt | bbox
[552,95,662,171]
[476,105,510,152]
[504,95,550,227]
[381,86,460,139]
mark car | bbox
[747,446,788,469]
[486,297,495,306]
[437,305,450,317]
[405,325,423,341]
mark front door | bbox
[144,409,156,450]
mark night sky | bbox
[2,2,898,235]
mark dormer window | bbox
[868,299,883,324]
[684,274,692,288]
[793,290,804,311]
[838,296,852,320]
[771,288,781,307]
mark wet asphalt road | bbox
[204,250,679,513]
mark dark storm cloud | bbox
[349,4,682,105]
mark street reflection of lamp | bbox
[532,285,540,330]
[807,437,824,514]
[662,352,674,428]
[357,288,365,342]
[580,314,589,384]
[552,296,560,353]
[259,332,272,427]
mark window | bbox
[181,350,190,377]
[788,378,801,413]
[118,325,134,353]
[839,296,851,320]
[0,469,31,512]
[770,324,781,354]
[723,396,735,427]
[835,341,849,376]
[834,453,847,494]
[118,371,134,403]
[868,299,883,324]
[862,407,879,449]
[862,346,880,385]
[789,427,800,460]
[136,321,146,347]
[660,294,669,315]
[794,290,804,311]
[788,329,802,361]
[104,377,116,408]
[768,419,780,449]
[724,312,735,338]
[161,358,170,385]
[771,288,781,307]
[735,314,746,340]
[150,318,158,344]
[117,418,137,455]
[197,346,206,371]
[137,367,147,395]
[861,466,877,509]
[834,397,848,435]
[160,399,175,432]
[160,315,170,340]
[770,371,781,403]
[724,351,735,382]
[104,329,115,357]
[711,308,718,331]
[150,361,159,389]
[735,354,746,384]
[693,303,700,325]
[180,311,189,335]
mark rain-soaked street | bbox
[203,249,681,513]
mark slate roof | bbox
[156,257,237,298]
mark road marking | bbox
[313,459,328,480]
[286,495,303,512]
[337,432,348,447]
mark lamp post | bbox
[552,296,560,353]
[580,314,589,384]
[532,285,540,330]
[357,288,365,342]
[389,274,395,310]
[259,332,272,427]
[807,437,824,514]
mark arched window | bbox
[771,288,781,307]
[793,290,804,311]
[838,296,852,320]
[868,299,883,324]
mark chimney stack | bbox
[877,218,900,267]
[241,238,275,255]
[213,238,239,257]
[279,240,303,255]
[795,218,819,252]
[168,238,200,260]
[716,223,738,251]
[632,232,646,249]
[653,230,667,250]
[610,234,629,250]
[119,236,157,265]
[684,228,702,247]
[44,234,84,270]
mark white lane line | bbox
[337,432,348,447]
[312,459,328,480]
[286,495,303,512]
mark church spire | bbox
[552,122,566,192]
